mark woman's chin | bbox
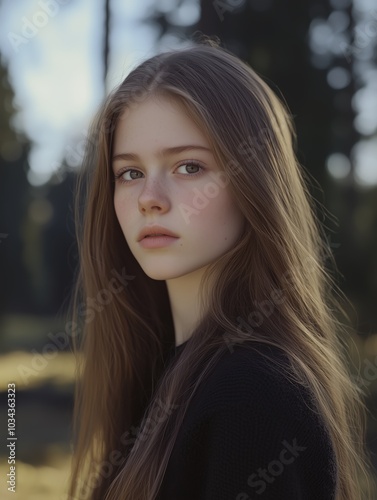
[140,266,198,281]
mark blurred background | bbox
[0,0,377,498]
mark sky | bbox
[0,0,198,186]
[0,0,376,186]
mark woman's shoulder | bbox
[191,340,313,417]
[164,340,338,499]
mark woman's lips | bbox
[138,235,179,249]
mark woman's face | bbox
[112,95,245,280]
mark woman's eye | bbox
[176,162,203,175]
[115,169,143,183]
[124,169,143,180]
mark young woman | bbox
[67,37,374,499]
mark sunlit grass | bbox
[0,446,71,499]
[0,351,77,391]
[0,313,77,499]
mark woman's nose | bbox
[138,176,170,214]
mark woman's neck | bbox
[166,265,209,346]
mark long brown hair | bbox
[67,36,374,499]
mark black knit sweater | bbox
[157,339,338,499]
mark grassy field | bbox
[1,451,71,499]
[0,314,75,499]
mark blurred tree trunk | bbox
[104,0,110,94]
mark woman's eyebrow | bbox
[112,145,212,162]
